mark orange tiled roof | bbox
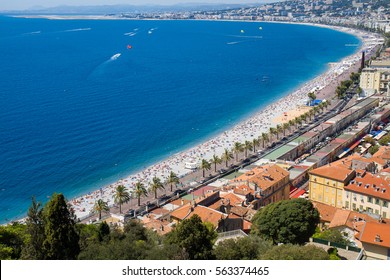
[232,164,289,191]
[170,203,192,220]
[143,219,173,235]
[356,221,390,248]
[233,185,254,196]
[373,146,390,160]
[221,192,245,205]
[187,205,227,228]
[329,209,351,228]
[309,162,355,182]
[312,202,337,223]
[344,172,390,201]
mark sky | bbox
[1,0,269,11]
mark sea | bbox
[0,16,360,223]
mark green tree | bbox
[308,92,317,102]
[251,199,319,245]
[149,176,165,199]
[200,159,211,178]
[42,193,80,259]
[165,215,217,260]
[21,196,45,259]
[269,127,277,141]
[261,244,329,260]
[167,171,180,192]
[243,140,253,158]
[313,229,352,246]
[134,181,148,206]
[379,134,390,146]
[93,199,109,220]
[210,154,222,173]
[0,223,27,260]
[368,145,380,155]
[214,235,272,260]
[113,185,131,214]
[252,138,260,153]
[221,148,233,167]
[282,122,289,136]
[261,132,269,148]
[233,142,243,161]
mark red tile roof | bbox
[344,172,390,201]
[356,221,390,248]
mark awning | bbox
[349,140,361,151]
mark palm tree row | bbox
[93,100,332,217]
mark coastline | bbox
[5,16,383,222]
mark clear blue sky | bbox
[1,1,272,11]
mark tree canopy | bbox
[251,199,319,245]
[165,215,217,260]
[261,244,330,260]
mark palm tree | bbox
[149,176,164,199]
[93,199,109,220]
[200,159,211,177]
[113,185,130,214]
[295,116,302,128]
[243,140,253,158]
[261,132,269,148]
[166,171,180,192]
[308,109,315,120]
[134,181,148,206]
[233,142,244,161]
[282,122,289,136]
[288,119,295,132]
[252,138,260,153]
[276,124,283,139]
[210,154,222,172]
[269,127,277,141]
[221,148,233,167]
[318,102,325,113]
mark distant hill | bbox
[1,3,269,15]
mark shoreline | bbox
[4,17,383,223]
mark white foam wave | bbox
[110,53,121,60]
[227,41,239,45]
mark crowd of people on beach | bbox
[70,27,383,220]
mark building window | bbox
[367,207,373,213]
[375,198,380,205]
[352,203,356,210]
[384,201,388,208]
[326,187,329,193]
[368,196,373,203]
[375,209,379,215]
[345,201,349,208]
[325,197,328,203]
[383,212,387,218]
[332,188,335,194]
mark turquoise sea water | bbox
[0,16,360,223]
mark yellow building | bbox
[360,68,381,96]
[309,163,355,208]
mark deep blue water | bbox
[0,16,360,222]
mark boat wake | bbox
[64,28,92,32]
[110,53,121,60]
[23,31,41,35]
[124,32,137,36]
[229,35,263,39]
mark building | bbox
[309,162,356,207]
[343,171,390,218]
[231,164,290,207]
[360,68,381,96]
[355,221,390,260]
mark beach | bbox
[64,23,382,221]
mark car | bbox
[219,168,227,174]
[173,189,185,196]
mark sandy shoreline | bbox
[7,15,384,222]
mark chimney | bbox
[181,198,184,206]
[160,225,164,232]
[374,234,381,242]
